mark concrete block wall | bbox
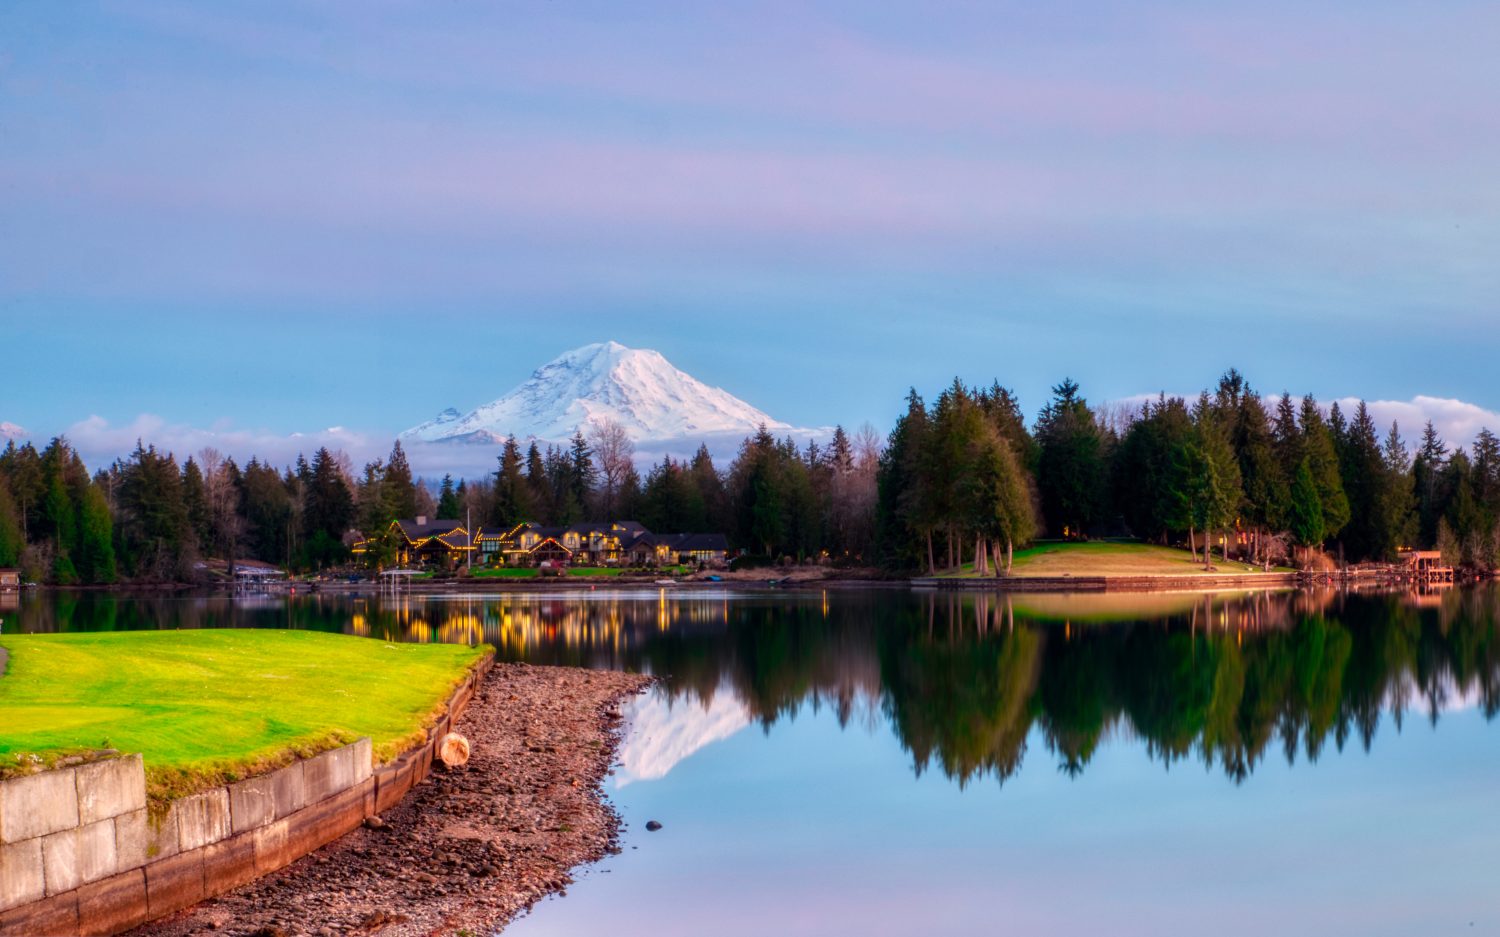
[0,651,493,936]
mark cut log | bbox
[438,732,471,768]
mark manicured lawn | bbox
[936,541,1292,579]
[0,630,485,801]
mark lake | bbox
[7,585,1499,935]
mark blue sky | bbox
[3,2,1499,467]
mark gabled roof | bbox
[673,533,730,552]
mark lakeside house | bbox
[354,517,729,569]
[0,568,18,592]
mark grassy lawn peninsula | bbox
[935,541,1295,579]
[0,629,486,802]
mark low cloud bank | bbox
[6,415,823,480]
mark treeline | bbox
[0,438,430,582]
[473,422,880,562]
[875,369,1500,573]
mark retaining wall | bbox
[0,652,493,936]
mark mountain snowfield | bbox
[402,341,797,447]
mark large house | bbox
[357,518,729,569]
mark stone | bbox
[74,868,148,936]
[0,889,78,936]
[75,755,147,826]
[174,788,231,852]
[144,849,206,919]
[229,761,306,835]
[145,807,180,862]
[40,818,117,895]
[0,838,45,912]
[114,808,150,871]
[302,739,373,803]
[0,767,80,844]
[202,831,258,895]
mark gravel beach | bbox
[131,662,652,937]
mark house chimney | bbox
[416,515,428,526]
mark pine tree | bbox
[0,484,22,567]
[182,457,212,554]
[492,436,531,527]
[1035,379,1105,538]
[1413,421,1448,547]
[1380,422,1417,554]
[1298,397,1350,542]
[1289,459,1325,547]
[382,441,418,520]
[568,431,596,516]
[1339,402,1389,561]
[75,482,117,584]
[436,474,460,519]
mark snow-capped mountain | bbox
[402,341,792,446]
[0,422,26,442]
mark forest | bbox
[1,368,1496,582]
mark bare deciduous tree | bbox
[589,418,635,518]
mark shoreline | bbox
[129,663,653,937]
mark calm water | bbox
[8,586,1500,934]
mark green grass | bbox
[0,630,485,803]
[935,541,1294,579]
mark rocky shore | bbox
[131,663,653,937]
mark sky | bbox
[2,2,1498,471]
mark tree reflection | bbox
[14,585,1500,788]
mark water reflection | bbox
[13,586,1499,787]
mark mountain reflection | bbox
[15,586,1500,786]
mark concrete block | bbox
[0,889,78,937]
[201,832,257,896]
[228,761,305,835]
[113,809,149,872]
[302,739,372,803]
[143,850,204,920]
[173,789,230,853]
[143,809,178,863]
[0,838,45,913]
[74,868,147,937]
[41,819,116,896]
[0,768,80,844]
[251,819,292,876]
[75,756,146,826]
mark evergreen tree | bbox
[492,436,531,527]
[1035,379,1105,538]
[1339,402,1390,561]
[1380,422,1417,554]
[355,460,387,534]
[1298,397,1350,543]
[0,484,22,567]
[75,482,117,584]
[525,442,548,522]
[436,474,460,519]
[382,441,418,520]
[302,447,354,568]
[1289,459,1325,547]
[181,457,212,554]
[1413,421,1447,547]
[568,430,596,516]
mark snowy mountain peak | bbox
[400,342,792,445]
[0,422,26,442]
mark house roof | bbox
[393,518,471,549]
